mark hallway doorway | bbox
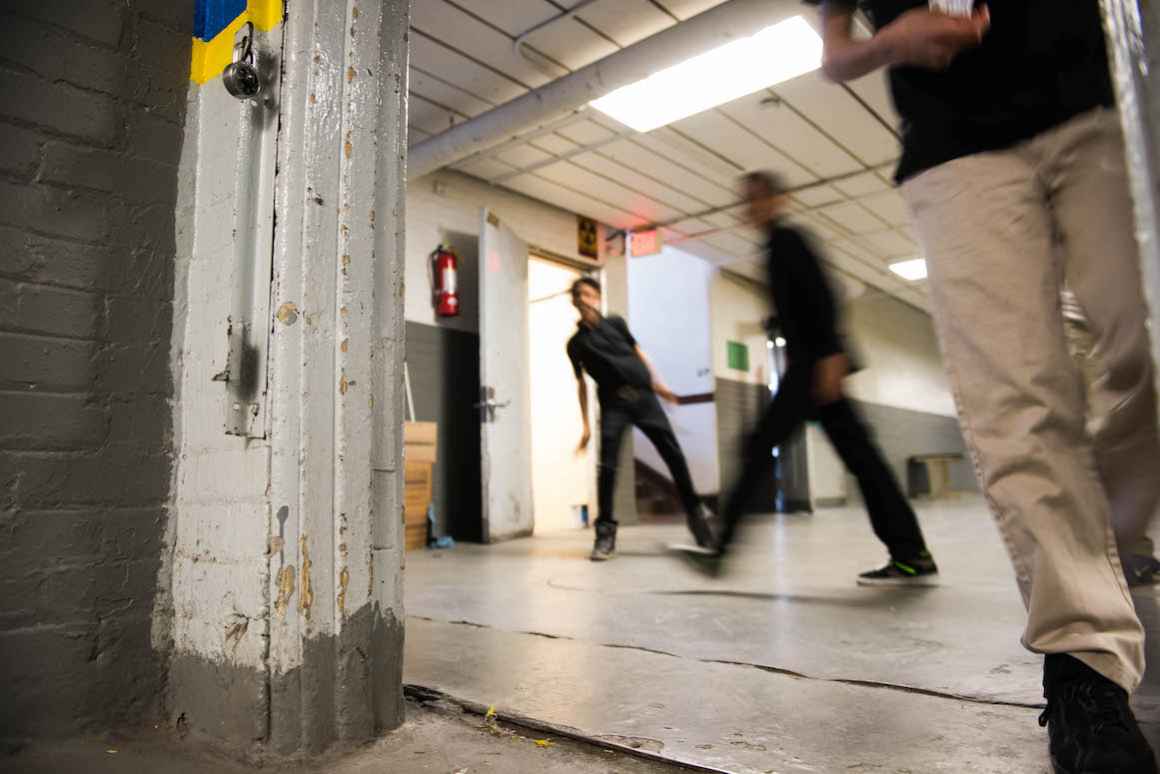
[528,257,595,533]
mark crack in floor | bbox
[408,614,1045,711]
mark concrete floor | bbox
[6,698,701,774]
[405,496,1160,773]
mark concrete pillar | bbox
[1102,0,1160,399]
[167,0,409,753]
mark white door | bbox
[479,210,534,541]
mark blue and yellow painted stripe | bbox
[191,0,283,84]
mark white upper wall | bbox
[711,272,771,385]
[844,293,956,417]
[406,170,600,333]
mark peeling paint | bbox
[347,65,356,82]
[340,339,349,353]
[344,140,353,159]
[341,254,351,274]
[268,535,285,556]
[224,615,248,653]
[299,536,313,619]
[275,302,299,325]
[337,566,349,615]
[340,306,349,317]
[274,565,296,618]
[339,374,349,395]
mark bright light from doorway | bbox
[589,16,823,133]
[774,336,787,348]
[889,258,928,282]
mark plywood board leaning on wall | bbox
[404,422,438,550]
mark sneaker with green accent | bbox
[857,555,939,587]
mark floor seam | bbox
[408,614,1045,712]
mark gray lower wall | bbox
[848,400,978,497]
[0,0,190,739]
[715,377,794,511]
[406,321,483,542]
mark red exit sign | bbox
[630,228,663,257]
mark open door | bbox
[478,209,534,541]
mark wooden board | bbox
[404,421,438,463]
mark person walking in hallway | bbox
[819,1,1160,771]
[568,277,714,561]
[680,172,938,587]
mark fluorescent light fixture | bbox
[889,258,928,282]
[774,336,787,348]
[589,16,823,133]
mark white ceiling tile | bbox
[774,71,900,167]
[654,0,729,20]
[411,33,527,106]
[577,0,675,47]
[409,66,495,117]
[520,18,619,71]
[534,161,684,223]
[785,214,840,243]
[720,92,863,179]
[859,190,911,226]
[848,68,899,128]
[862,229,917,260]
[830,238,880,263]
[668,218,715,236]
[529,133,582,156]
[817,201,887,235]
[448,0,558,36]
[832,171,890,198]
[676,239,739,266]
[572,151,707,213]
[703,212,740,229]
[672,110,817,187]
[411,1,550,88]
[409,93,465,134]
[556,119,618,146]
[599,139,736,208]
[408,125,432,146]
[502,173,644,230]
[791,185,844,208]
[703,231,760,258]
[634,129,742,190]
[454,156,520,181]
[496,144,555,169]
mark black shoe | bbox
[1040,654,1158,774]
[686,504,716,549]
[590,522,617,562]
[1123,553,1160,587]
[856,554,939,587]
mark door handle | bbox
[475,388,511,423]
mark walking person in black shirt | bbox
[820,2,1160,771]
[680,172,937,586]
[568,277,714,561]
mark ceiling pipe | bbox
[408,0,808,179]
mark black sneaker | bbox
[686,504,717,549]
[590,522,617,562]
[1123,553,1160,587]
[1040,654,1158,774]
[857,555,939,587]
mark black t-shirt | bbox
[567,315,653,398]
[766,224,844,366]
[822,0,1115,181]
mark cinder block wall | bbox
[0,0,191,739]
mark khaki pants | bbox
[902,108,1160,692]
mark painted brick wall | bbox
[0,0,192,739]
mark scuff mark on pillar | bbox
[299,537,313,619]
[274,565,296,618]
[338,567,350,616]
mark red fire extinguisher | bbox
[431,244,460,317]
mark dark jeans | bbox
[598,386,700,528]
[718,367,929,561]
